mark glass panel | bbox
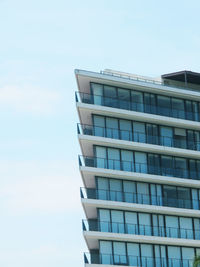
[165,216,179,238]
[104,85,117,108]
[157,96,171,116]
[125,212,138,234]
[144,93,156,114]
[121,150,134,172]
[95,146,107,168]
[107,148,120,170]
[135,152,147,173]
[189,160,197,179]
[160,126,173,147]
[177,187,191,209]
[150,184,157,205]
[99,241,112,264]
[174,128,187,149]
[106,117,119,139]
[185,100,193,120]
[123,181,136,203]
[109,179,122,202]
[97,177,109,200]
[161,156,173,177]
[156,185,163,206]
[154,245,161,267]
[196,160,200,180]
[152,215,159,236]
[160,246,167,267]
[182,247,194,267]
[192,189,199,210]
[131,91,144,112]
[111,210,124,233]
[113,242,127,265]
[127,243,140,266]
[118,88,130,110]
[194,131,200,150]
[146,124,158,145]
[93,115,105,137]
[179,217,193,239]
[119,119,132,141]
[167,246,181,267]
[174,157,187,178]
[163,185,177,207]
[158,215,165,237]
[155,245,167,267]
[140,244,153,267]
[91,83,103,105]
[133,122,146,143]
[187,130,195,150]
[193,102,199,122]
[194,218,200,240]
[99,209,110,232]
[137,183,150,204]
[172,98,185,119]
[148,154,160,175]
[139,213,151,236]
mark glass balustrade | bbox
[80,187,199,210]
[77,123,200,151]
[82,219,200,240]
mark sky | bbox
[0,0,200,266]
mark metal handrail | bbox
[84,252,192,266]
[80,187,198,210]
[101,70,200,92]
[77,123,200,151]
[78,155,197,180]
[75,91,200,122]
[82,219,200,240]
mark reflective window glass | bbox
[93,115,105,137]
[119,119,132,141]
[131,91,144,112]
[106,118,119,139]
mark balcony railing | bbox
[79,155,199,180]
[77,123,200,151]
[80,187,199,210]
[75,91,200,122]
[82,219,200,240]
[84,252,193,267]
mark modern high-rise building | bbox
[75,69,200,267]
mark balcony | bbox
[84,252,192,267]
[80,188,199,211]
[75,92,200,122]
[79,155,200,180]
[82,219,200,241]
[77,123,200,152]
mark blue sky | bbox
[1,0,200,266]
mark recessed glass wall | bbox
[99,240,199,267]
[90,83,200,122]
[90,115,200,150]
[97,208,200,240]
[94,146,200,180]
[96,177,200,210]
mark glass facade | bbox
[99,241,198,267]
[87,83,200,122]
[94,145,200,180]
[77,73,200,267]
[91,115,200,150]
[95,177,200,210]
[93,208,200,240]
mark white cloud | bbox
[0,85,61,114]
